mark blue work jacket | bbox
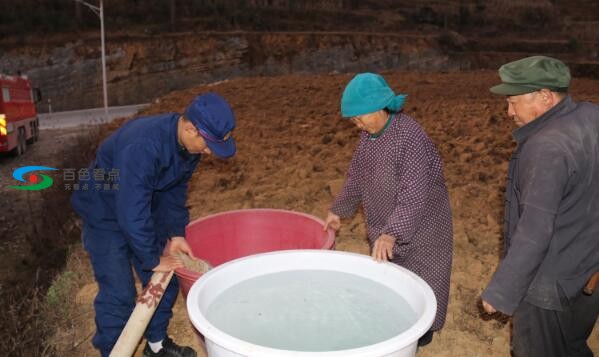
[71,113,200,270]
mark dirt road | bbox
[38,104,148,129]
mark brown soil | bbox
[50,70,599,356]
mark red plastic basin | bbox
[175,209,336,297]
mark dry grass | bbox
[0,128,99,356]
[43,245,95,356]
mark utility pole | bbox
[75,0,108,121]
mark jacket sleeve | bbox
[482,142,569,315]
[330,140,364,218]
[380,135,429,243]
[154,169,193,239]
[114,143,160,271]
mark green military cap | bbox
[490,56,571,96]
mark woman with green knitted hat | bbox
[324,73,453,347]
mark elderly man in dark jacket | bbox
[481,56,599,356]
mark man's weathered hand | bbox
[323,211,341,231]
[152,255,184,272]
[482,299,497,314]
[168,236,195,258]
[372,234,396,262]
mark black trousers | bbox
[512,292,599,357]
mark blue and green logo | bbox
[8,166,58,191]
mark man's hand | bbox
[168,236,195,258]
[153,255,184,272]
[482,299,497,314]
[323,211,341,231]
[372,234,396,262]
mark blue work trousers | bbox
[82,225,179,357]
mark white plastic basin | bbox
[186,250,436,357]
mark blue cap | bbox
[185,92,236,158]
[341,73,407,118]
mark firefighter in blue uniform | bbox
[71,92,236,357]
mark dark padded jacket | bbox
[482,96,599,314]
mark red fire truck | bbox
[0,73,41,156]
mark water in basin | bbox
[205,270,417,351]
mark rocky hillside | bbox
[0,31,454,112]
[1,0,598,111]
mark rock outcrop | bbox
[1,31,456,111]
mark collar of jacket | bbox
[368,112,397,140]
[512,95,573,144]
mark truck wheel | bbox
[16,129,26,156]
[26,128,34,144]
[32,119,40,142]
[27,120,39,144]
[34,120,39,142]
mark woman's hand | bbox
[152,255,184,272]
[168,236,195,258]
[372,234,396,262]
[323,211,341,231]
